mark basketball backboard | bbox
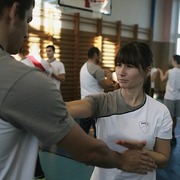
[58,0,112,15]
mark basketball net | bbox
[89,0,109,18]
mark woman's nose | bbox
[118,66,126,76]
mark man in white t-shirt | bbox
[80,46,114,137]
[46,45,65,90]
[158,54,180,145]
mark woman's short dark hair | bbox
[115,41,153,95]
[0,0,35,19]
[115,41,153,71]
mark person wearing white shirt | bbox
[158,54,180,145]
[46,45,65,90]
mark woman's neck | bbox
[120,89,145,107]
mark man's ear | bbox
[9,2,20,22]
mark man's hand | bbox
[119,149,157,174]
[116,140,157,174]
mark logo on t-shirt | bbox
[139,121,150,134]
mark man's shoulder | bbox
[87,62,102,71]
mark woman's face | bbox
[115,63,148,90]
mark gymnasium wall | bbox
[26,0,177,99]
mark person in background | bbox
[46,45,65,90]
[66,42,172,180]
[26,44,52,78]
[15,46,52,77]
[79,46,114,137]
[150,66,158,98]
[0,1,157,180]
[158,54,180,145]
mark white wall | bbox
[59,0,152,28]
[104,0,152,28]
[48,0,177,42]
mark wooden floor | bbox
[39,118,180,180]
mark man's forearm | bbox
[52,73,65,82]
[80,139,156,174]
[58,120,156,174]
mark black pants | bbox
[79,117,96,138]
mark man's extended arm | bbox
[58,122,156,174]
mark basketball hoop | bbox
[89,0,109,18]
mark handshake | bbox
[115,140,157,174]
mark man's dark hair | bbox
[173,54,180,64]
[46,45,55,52]
[0,0,35,19]
[88,47,100,58]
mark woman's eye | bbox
[116,63,122,67]
[127,64,134,68]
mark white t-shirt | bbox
[41,59,52,77]
[49,60,65,89]
[164,67,180,100]
[80,62,104,99]
[0,119,38,180]
[84,91,172,180]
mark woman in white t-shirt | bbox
[66,42,172,180]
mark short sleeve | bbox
[88,63,105,82]
[84,90,134,118]
[0,70,75,145]
[59,61,65,74]
[156,106,172,139]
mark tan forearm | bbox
[66,100,93,118]
[52,73,65,82]
[58,123,156,173]
[159,72,165,82]
[158,69,167,82]
[145,149,169,168]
